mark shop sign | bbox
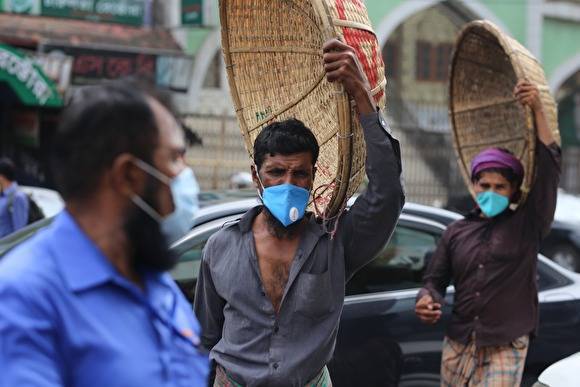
[1,0,145,25]
[43,45,192,91]
[182,0,202,25]
[0,43,63,107]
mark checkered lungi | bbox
[440,335,529,387]
[214,365,332,387]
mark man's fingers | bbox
[322,38,353,54]
[418,309,442,318]
[324,59,351,73]
[325,69,343,83]
[418,314,441,324]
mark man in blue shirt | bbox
[0,82,208,386]
[0,158,30,238]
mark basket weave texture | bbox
[449,20,560,204]
[219,0,386,217]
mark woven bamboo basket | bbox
[449,20,560,205]
[219,0,386,218]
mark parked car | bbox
[533,352,580,387]
[169,198,580,386]
[2,199,580,386]
[20,186,64,218]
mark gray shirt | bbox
[194,112,404,387]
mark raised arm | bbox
[322,39,405,279]
[515,80,556,146]
[514,81,561,237]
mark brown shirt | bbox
[419,141,561,347]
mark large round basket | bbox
[219,0,386,218]
[449,20,560,204]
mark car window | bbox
[537,259,572,291]
[170,215,243,304]
[345,225,439,296]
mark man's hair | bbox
[253,118,319,170]
[0,158,16,181]
[51,81,161,201]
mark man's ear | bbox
[110,153,145,198]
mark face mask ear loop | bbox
[254,164,266,201]
[133,158,172,186]
[130,195,164,223]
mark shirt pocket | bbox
[293,269,335,319]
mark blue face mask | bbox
[476,191,509,218]
[259,182,310,227]
[131,160,199,244]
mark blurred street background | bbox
[0,0,579,209]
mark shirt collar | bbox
[48,210,117,292]
[238,205,325,237]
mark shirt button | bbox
[474,316,479,321]
[478,264,484,269]
[273,363,279,370]
[475,292,481,297]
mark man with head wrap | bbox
[415,80,561,386]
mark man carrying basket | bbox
[415,80,561,386]
[194,39,405,387]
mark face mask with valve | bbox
[476,190,509,218]
[255,168,310,227]
[131,159,199,244]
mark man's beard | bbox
[262,205,304,239]
[123,178,178,273]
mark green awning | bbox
[0,43,63,108]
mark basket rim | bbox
[219,0,378,218]
[448,19,537,205]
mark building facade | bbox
[182,0,580,202]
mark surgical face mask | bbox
[476,190,509,218]
[256,170,310,227]
[131,159,199,244]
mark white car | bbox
[534,352,580,387]
[555,189,580,226]
[20,186,64,218]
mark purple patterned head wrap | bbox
[470,148,524,180]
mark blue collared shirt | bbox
[0,211,208,387]
[0,182,29,238]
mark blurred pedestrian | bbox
[0,157,30,238]
[0,81,207,386]
[415,80,561,386]
[194,39,404,386]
